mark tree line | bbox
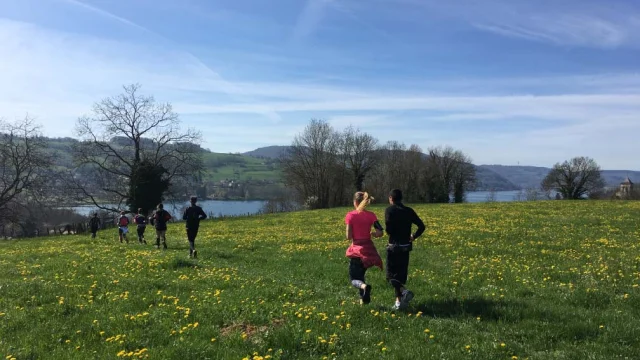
[0,84,632,237]
[279,119,477,209]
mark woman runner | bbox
[345,191,384,304]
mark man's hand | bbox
[409,235,415,242]
[373,229,383,238]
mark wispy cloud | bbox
[59,0,284,122]
[402,0,640,48]
[292,0,335,41]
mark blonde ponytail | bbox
[355,191,374,212]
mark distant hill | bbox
[478,165,550,190]
[243,146,290,159]
[479,165,640,189]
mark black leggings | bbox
[187,228,199,251]
[349,258,367,295]
[386,251,410,298]
[137,226,146,240]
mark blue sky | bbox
[1,0,639,169]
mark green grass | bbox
[201,152,281,183]
[2,201,640,359]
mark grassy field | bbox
[201,153,282,183]
[1,201,640,359]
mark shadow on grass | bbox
[409,297,509,321]
[211,250,235,259]
[165,258,198,270]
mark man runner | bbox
[89,213,101,239]
[134,208,147,244]
[385,189,425,310]
[182,196,207,259]
[153,203,172,249]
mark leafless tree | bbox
[280,119,341,209]
[342,126,379,192]
[69,84,203,213]
[424,146,476,203]
[541,157,605,200]
[0,116,51,224]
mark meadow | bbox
[1,201,640,359]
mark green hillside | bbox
[2,201,640,359]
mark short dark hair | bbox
[157,203,164,210]
[138,208,143,213]
[190,196,197,203]
[389,189,403,203]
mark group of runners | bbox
[88,196,207,258]
[87,188,424,309]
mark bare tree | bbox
[424,146,476,203]
[541,157,605,200]
[70,84,202,213]
[280,119,341,209]
[0,116,51,224]
[342,126,378,192]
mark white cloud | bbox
[1,16,640,168]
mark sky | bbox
[1,0,640,169]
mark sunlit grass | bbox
[1,201,640,359]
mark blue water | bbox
[71,200,267,217]
[70,191,535,217]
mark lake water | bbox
[71,191,532,217]
[71,200,267,217]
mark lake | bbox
[71,191,534,217]
[71,200,267,217]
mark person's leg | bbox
[161,230,167,249]
[155,230,161,249]
[141,226,146,244]
[189,227,199,258]
[137,227,143,243]
[119,228,123,243]
[386,250,406,307]
[349,258,371,304]
[398,253,413,305]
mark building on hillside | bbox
[615,176,634,199]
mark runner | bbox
[134,208,147,244]
[345,191,384,305]
[182,196,207,259]
[89,213,101,239]
[116,211,130,243]
[153,203,172,249]
[384,189,425,310]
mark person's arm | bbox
[182,208,188,221]
[384,207,393,237]
[346,224,353,240]
[199,207,207,220]
[410,209,426,241]
[372,213,383,238]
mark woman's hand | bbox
[373,229,383,238]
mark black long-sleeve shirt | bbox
[183,205,207,229]
[384,203,425,245]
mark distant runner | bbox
[385,189,425,310]
[116,211,130,243]
[345,191,384,305]
[153,203,172,249]
[182,196,207,259]
[89,213,101,239]
[134,208,147,244]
